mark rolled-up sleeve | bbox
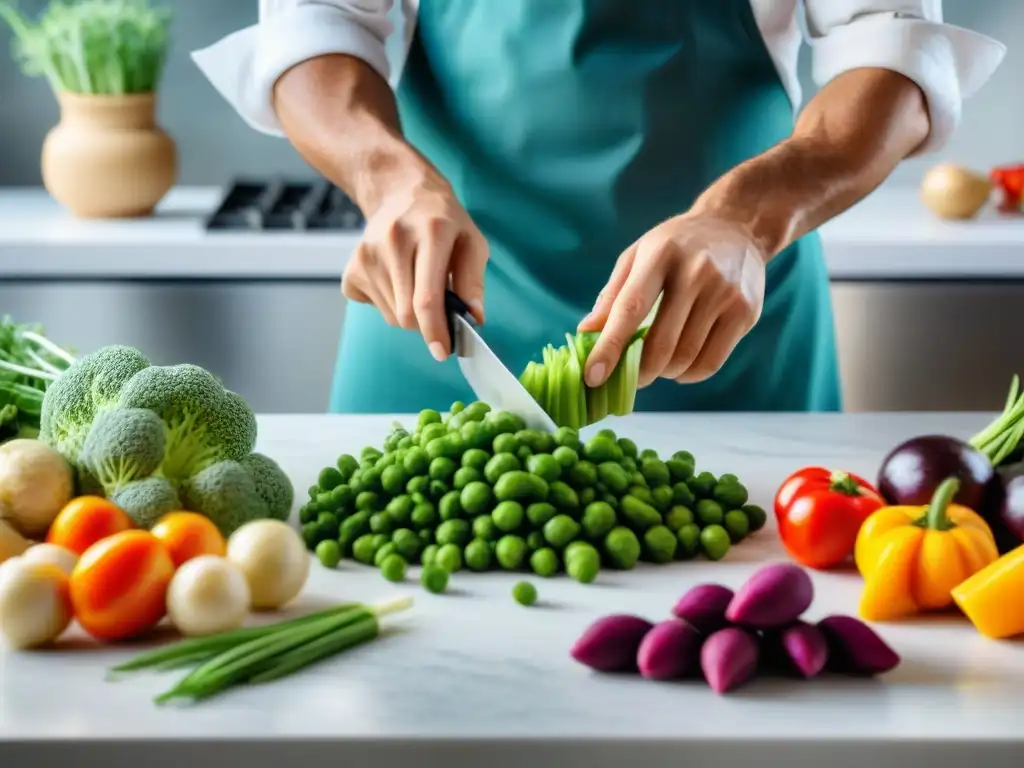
[190,0,393,137]
[805,1,1006,154]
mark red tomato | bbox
[774,467,885,570]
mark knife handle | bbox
[445,289,473,354]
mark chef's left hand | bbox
[579,214,768,388]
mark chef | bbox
[193,1,1003,414]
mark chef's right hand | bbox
[342,164,489,361]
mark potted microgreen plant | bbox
[0,0,176,218]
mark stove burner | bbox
[205,179,365,231]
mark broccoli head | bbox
[111,476,182,529]
[180,459,270,536]
[79,407,166,494]
[240,452,295,521]
[39,345,151,464]
[116,364,258,481]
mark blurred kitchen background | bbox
[1,0,1022,413]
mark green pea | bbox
[460,420,493,450]
[301,522,320,550]
[620,456,637,472]
[436,491,462,521]
[639,448,660,461]
[552,446,579,469]
[512,580,538,606]
[676,523,701,559]
[516,445,534,462]
[596,462,630,495]
[411,501,438,529]
[595,428,617,442]
[526,530,546,551]
[428,479,448,501]
[695,499,724,526]
[565,543,600,584]
[419,423,447,445]
[371,533,389,550]
[526,453,561,483]
[553,426,581,450]
[742,503,768,532]
[299,506,317,525]
[340,510,371,539]
[672,450,695,463]
[351,534,378,564]
[361,446,383,463]
[628,484,653,505]
[619,494,662,531]
[640,458,671,488]
[666,457,694,482]
[421,543,440,567]
[314,492,333,510]
[336,454,359,480]
[567,460,599,489]
[579,487,597,506]
[460,481,494,516]
[487,410,526,436]
[651,485,674,512]
[672,482,696,507]
[643,525,678,564]
[381,494,409,523]
[484,452,521,484]
[628,472,647,488]
[616,437,638,458]
[495,535,528,570]
[420,564,449,594]
[374,542,397,567]
[368,512,392,534]
[435,543,463,572]
[723,509,750,542]
[688,471,718,498]
[406,475,430,496]
[493,433,521,455]
[604,526,641,569]
[462,447,490,471]
[473,514,499,541]
[396,436,413,450]
[375,452,397,470]
[453,466,483,490]
[357,491,381,512]
[316,512,340,539]
[700,525,731,561]
[464,538,493,571]
[524,502,554,528]
[714,481,749,509]
[601,493,619,511]
[449,400,466,415]
[314,539,341,568]
[381,554,407,582]
[417,408,442,430]
[428,457,457,483]
[530,547,559,577]
[719,473,739,484]
[581,501,616,539]
[516,429,554,454]
[543,514,581,549]
[493,471,550,503]
[317,467,343,492]
[663,505,694,532]
[392,528,421,559]
[333,484,357,511]
[435,518,471,547]
[492,500,525,532]
[583,436,622,463]
[548,481,579,514]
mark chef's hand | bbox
[342,164,489,361]
[579,214,767,388]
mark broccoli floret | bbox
[180,459,270,536]
[116,365,257,481]
[78,407,166,494]
[111,476,182,529]
[240,452,294,521]
[39,345,151,463]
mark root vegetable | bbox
[0,519,32,565]
[21,543,78,576]
[725,562,814,629]
[166,555,251,637]
[920,163,991,220]
[636,618,702,680]
[0,559,73,648]
[570,614,653,672]
[226,520,309,610]
[817,614,900,675]
[765,620,829,678]
[671,583,733,634]
[700,627,760,694]
[0,438,74,538]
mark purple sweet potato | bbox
[725,562,814,629]
[671,583,734,635]
[773,620,829,678]
[637,619,703,680]
[817,614,900,676]
[700,627,760,694]
[570,614,654,672]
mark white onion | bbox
[226,520,309,610]
[166,555,251,637]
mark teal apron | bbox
[330,0,841,414]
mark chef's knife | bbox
[445,290,558,433]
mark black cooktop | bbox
[205,179,365,232]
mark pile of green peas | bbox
[300,400,768,590]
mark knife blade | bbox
[445,291,558,433]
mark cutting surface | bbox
[1,413,1022,765]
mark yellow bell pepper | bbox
[951,543,1024,639]
[854,477,999,621]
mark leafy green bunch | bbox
[40,345,294,535]
[0,0,172,95]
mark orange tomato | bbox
[69,530,174,642]
[150,512,226,568]
[47,496,134,555]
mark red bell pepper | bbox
[990,164,1024,212]
[774,467,885,570]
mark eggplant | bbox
[877,434,995,511]
[995,462,1024,550]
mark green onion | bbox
[0,316,76,443]
[0,0,172,96]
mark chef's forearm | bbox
[689,67,930,259]
[272,54,427,215]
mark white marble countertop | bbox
[2,412,1022,766]
[2,185,1023,281]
